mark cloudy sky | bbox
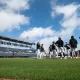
[0,0,80,51]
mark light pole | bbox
[26,36,29,42]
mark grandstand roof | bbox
[0,35,34,45]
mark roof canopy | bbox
[0,35,34,45]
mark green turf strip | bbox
[0,58,80,80]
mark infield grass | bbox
[0,58,80,80]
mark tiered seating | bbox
[0,46,36,57]
[0,47,9,52]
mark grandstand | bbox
[0,35,36,57]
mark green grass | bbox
[0,58,80,80]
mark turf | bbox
[0,58,80,80]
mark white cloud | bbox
[54,3,80,29]
[50,0,57,18]
[20,27,55,40]
[0,0,30,11]
[0,11,29,32]
[51,2,80,28]
[55,3,80,19]
[0,0,31,32]
[61,13,80,28]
